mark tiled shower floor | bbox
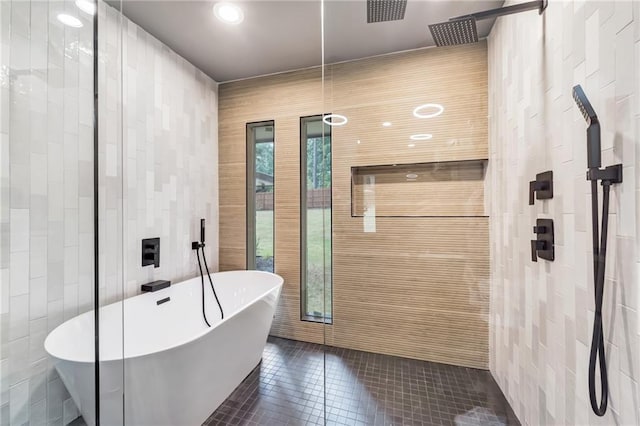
[204,336,519,426]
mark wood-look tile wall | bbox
[218,42,490,367]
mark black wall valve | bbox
[142,237,160,268]
[531,219,554,262]
[529,170,553,205]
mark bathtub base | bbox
[91,300,273,426]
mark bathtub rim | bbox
[44,270,283,364]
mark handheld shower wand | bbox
[572,85,601,170]
[572,85,622,417]
[193,218,224,327]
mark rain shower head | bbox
[428,17,478,47]
[572,84,598,126]
[367,0,407,23]
[429,0,547,47]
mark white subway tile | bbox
[63,209,79,247]
[29,399,46,426]
[586,11,601,77]
[47,260,63,303]
[30,195,47,238]
[10,163,30,208]
[78,161,93,198]
[63,246,78,285]
[1,269,9,314]
[9,209,29,253]
[8,337,29,386]
[29,277,46,320]
[615,24,635,100]
[9,251,29,296]
[29,153,47,196]
[613,0,633,33]
[78,124,93,163]
[634,1,640,41]
[600,17,617,87]
[28,317,47,364]
[9,294,29,341]
[47,221,63,265]
[618,372,640,424]
[62,398,78,425]
[63,133,79,209]
[9,380,29,425]
[10,33,29,70]
[105,143,117,177]
[46,300,64,333]
[63,284,78,321]
[617,167,636,237]
[78,197,93,234]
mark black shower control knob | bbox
[529,171,553,205]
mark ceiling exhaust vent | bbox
[367,0,407,23]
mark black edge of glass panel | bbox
[245,123,254,270]
[350,158,489,218]
[92,2,100,424]
[322,121,333,325]
[271,123,275,273]
[299,117,307,321]
[327,118,333,327]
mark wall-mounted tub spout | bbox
[572,84,623,417]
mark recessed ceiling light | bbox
[75,0,95,15]
[406,173,418,179]
[356,140,361,144]
[410,134,433,140]
[214,2,244,24]
[382,121,392,127]
[413,103,444,119]
[322,114,348,127]
[407,143,416,148]
[57,13,83,28]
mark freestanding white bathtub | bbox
[44,270,283,426]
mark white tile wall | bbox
[99,2,218,305]
[488,1,640,424]
[1,1,218,425]
[1,0,92,424]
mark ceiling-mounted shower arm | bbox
[429,0,547,47]
[450,0,547,22]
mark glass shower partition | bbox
[321,2,492,423]
[0,0,122,424]
[97,0,125,425]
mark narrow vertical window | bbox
[247,122,275,272]
[300,116,332,323]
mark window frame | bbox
[246,120,275,271]
[299,114,333,324]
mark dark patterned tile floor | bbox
[204,337,519,426]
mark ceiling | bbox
[111,0,503,82]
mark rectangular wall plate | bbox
[535,218,554,261]
[142,237,160,268]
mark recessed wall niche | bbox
[351,160,488,217]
